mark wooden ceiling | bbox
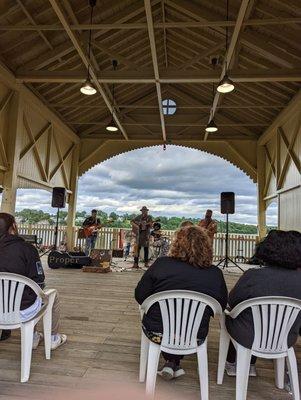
[0,0,300,142]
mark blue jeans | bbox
[124,242,131,258]
[85,236,97,255]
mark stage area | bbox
[0,260,299,400]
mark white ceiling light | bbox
[217,73,235,93]
[80,78,97,95]
[205,119,218,133]
[80,0,97,96]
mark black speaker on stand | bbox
[41,188,66,257]
[51,187,66,250]
[216,192,243,272]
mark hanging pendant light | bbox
[205,83,218,133]
[217,73,234,93]
[106,117,118,132]
[80,0,97,96]
[217,0,235,94]
[205,119,218,132]
[106,60,119,132]
[80,76,97,95]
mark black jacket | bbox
[226,266,301,348]
[135,257,228,339]
[0,234,45,310]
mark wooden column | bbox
[66,144,80,250]
[257,144,267,239]
[0,90,23,214]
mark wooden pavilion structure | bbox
[0,0,300,247]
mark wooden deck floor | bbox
[0,261,299,400]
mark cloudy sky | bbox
[9,145,277,226]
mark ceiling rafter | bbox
[16,68,301,83]
[144,0,166,142]
[17,0,153,72]
[48,0,128,140]
[1,18,301,31]
[205,0,251,140]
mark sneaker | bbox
[225,361,257,377]
[158,362,175,380]
[51,333,67,350]
[131,264,139,269]
[33,332,43,350]
[225,361,236,376]
[174,365,185,378]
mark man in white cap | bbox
[131,206,153,269]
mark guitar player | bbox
[82,209,101,255]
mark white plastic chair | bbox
[139,290,222,398]
[217,296,301,400]
[0,272,56,382]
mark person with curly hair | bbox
[135,225,228,380]
[225,229,301,377]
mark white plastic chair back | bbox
[141,290,222,353]
[229,296,301,355]
[0,272,45,327]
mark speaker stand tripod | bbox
[40,208,60,257]
[216,213,244,272]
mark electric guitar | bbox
[83,224,100,238]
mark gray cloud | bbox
[2,146,277,225]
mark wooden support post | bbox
[66,144,80,250]
[257,145,267,239]
[0,91,23,214]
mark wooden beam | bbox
[16,68,301,83]
[19,122,51,159]
[204,0,250,141]
[23,114,48,182]
[144,0,166,141]
[259,90,301,145]
[278,126,301,173]
[226,141,257,177]
[1,18,301,30]
[49,103,286,110]
[48,0,129,140]
[277,122,301,189]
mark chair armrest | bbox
[43,288,57,297]
[139,305,144,320]
[23,302,48,323]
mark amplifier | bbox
[112,249,124,258]
[90,249,112,267]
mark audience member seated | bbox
[225,229,301,377]
[0,213,67,350]
[135,225,228,380]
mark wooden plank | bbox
[0,259,297,399]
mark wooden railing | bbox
[18,224,258,261]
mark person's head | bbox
[179,220,194,228]
[169,225,212,268]
[0,213,18,236]
[91,209,97,218]
[205,209,213,220]
[254,229,301,269]
[140,206,149,216]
